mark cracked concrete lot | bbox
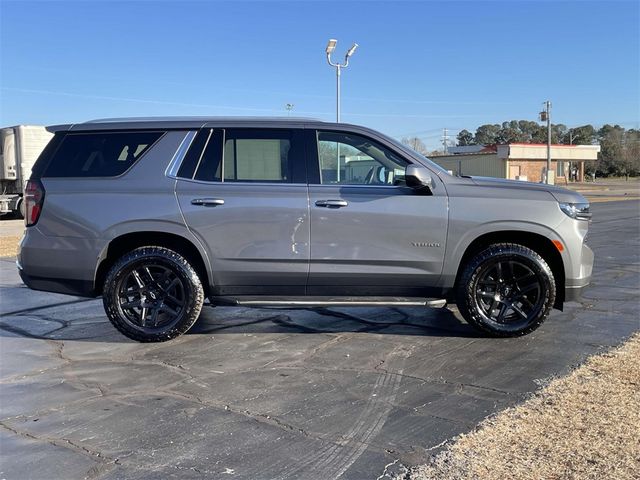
[1,201,639,480]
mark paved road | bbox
[1,201,638,480]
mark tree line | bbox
[403,121,640,177]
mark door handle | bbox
[191,198,225,206]
[315,199,348,208]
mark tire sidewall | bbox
[103,247,204,342]
[457,244,556,337]
[19,199,25,219]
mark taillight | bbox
[24,180,45,227]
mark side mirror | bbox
[405,165,435,191]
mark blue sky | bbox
[1,0,638,149]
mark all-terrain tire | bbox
[103,246,204,342]
[456,243,556,337]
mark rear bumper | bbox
[17,227,102,298]
[18,262,96,297]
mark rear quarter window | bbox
[43,131,164,178]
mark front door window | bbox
[317,131,409,186]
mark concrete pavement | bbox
[0,201,638,479]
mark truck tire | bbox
[103,246,204,342]
[17,199,25,220]
[456,243,555,337]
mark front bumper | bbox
[564,243,594,302]
[565,283,588,302]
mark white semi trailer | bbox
[0,125,53,218]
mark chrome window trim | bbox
[165,130,197,178]
[308,183,406,189]
[172,178,408,190]
[174,177,308,188]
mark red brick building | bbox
[497,144,601,183]
[431,144,600,184]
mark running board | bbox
[210,296,447,308]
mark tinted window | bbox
[177,129,210,179]
[44,131,163,177]
[223,130,291,182]
[193,129,224,182]
[317,131,409,186]
[29,133,64,179]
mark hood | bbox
[470,176,588,204]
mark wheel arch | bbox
[95,231,211,297]
[452,230,565,309]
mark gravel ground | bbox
[0,235,20,258]
[404,333,640,480]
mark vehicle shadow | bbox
[189,305,478,338]
[0,304,479,342]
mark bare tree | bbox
[401,137,428,154]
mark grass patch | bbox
[0,235,21,258]
[405,334,640,480]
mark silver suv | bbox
[18,117,593,342]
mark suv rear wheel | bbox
[103,246,204,342]
[456,243,556,337]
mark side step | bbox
[211,296,447,308]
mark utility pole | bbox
[540,101,552,184]
[568,128,576,183]
[442,128,449,154]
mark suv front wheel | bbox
[456,243,556,337]
[103,246,204,342]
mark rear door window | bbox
[44,131,163,177]
[222,130,293,183]
[191,129,305,183]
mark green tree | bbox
[456,129,475,146]
[621,129,640,178]
[597,124,625,176]
[562,125,596,145]
[474,124,501,145]
[518,120,544,140]
[551,124,568,143]
[496,121,528,144]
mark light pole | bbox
[285,103,294,117]
[540,101,552,184]
[326,39,358,123]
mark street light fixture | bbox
[326,38,359,122]
[285,103,294,117]
[326,39,337,55]
[345,43,358,58]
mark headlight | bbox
[559,202,591,221]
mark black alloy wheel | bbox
[456,243,556,337]
[117,263,186,330]
[103,247,204,342]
